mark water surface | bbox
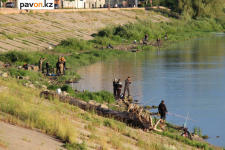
[74,35,225,147]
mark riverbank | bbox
[0,10,225,149]
[0,77,223,150]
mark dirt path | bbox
[0,121,66,150]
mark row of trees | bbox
[152,0,225,18]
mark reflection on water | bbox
[74,35,225,147]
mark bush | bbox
[95,19,223,44]
[47,85,60,91]
[61,85,74,94]
[54,38,93,53]
[74,90,115,104]
[8,68,43,82]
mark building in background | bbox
[0,0,105,9]
[105,0,137,7]
[55,0,105,9]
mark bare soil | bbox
[0,121,66,150]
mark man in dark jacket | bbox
[124,76,132,97]
[158,100,168,125]
[46,61,50,75]
[56,61,60,74]
[113,78,117,96]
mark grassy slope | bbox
[0,77,219,150]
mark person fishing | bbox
[116,79,122,99]
[145,34,148,41]
[124,76,132,97]
[158,100,168,126]
[113,78,117,96]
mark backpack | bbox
[61,57,65,62]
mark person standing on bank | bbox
[46,61,50,75]
[113,78,117,96]
[158,100,168,125]
[39,58,47,72]
[157,37,160,46]
[124,77,132,97]
[145,34,148,42]
[116,79,122,99]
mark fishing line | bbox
[142,97,156,106]
[168,112,199,123]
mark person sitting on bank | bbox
[108,43,114,49]
[158,100,168,128]
[116,79,122,99]
[165,34,168,40]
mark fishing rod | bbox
[142,97,156,106]
[168,112,199,123]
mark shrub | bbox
[74,90,115,104]
[61,85,74,94]
[47,85,60,91]
[8,68,43,82]
[54,38,93,53]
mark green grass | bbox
[0,77,215,150]
[93,17,224,45]
[0,49,130,69]
[63,142,88,150]
[0,78,77,143]
[8,68,46,83]
[193,126,203,137]
[53,38,93,53]
[156,131,214,150]
[74,90,115,104]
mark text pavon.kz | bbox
[18,0,54,10]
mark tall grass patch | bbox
[0,78,77,143]
[74,90,115,104]
[54,38,93,53]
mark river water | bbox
[74,35,225,147]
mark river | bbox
[74,35,225,147]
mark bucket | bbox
[57,88,62,94]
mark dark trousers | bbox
[39,64,42,72]
[56,67,60,73]
[116,89,121,99]
[46,68,49,75]
[113,88,117,96]
[124,86,130,96]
